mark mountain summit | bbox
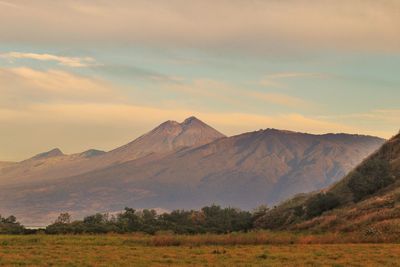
[30,148,64,160]
[106,116,225,163]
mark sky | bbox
[0,0,399,161]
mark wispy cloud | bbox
[3,98,395,162]
[162,79,248,108]
[0,102,385,140]
[0,66,365,135]
[0,52,99,67]
[318,109,400,124]
[0,67,119,105]
[162,78,314,110]
[0,1,18,8]
[93,64,184,84]
[249,92,309,108]
[0,1,399,52]
[264,72,327,79]
[260,72,328,88]
[0,64,395,161]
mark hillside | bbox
[0,117,225,186]
[255,132,400,234]
[0,127,384,225]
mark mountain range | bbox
[0,117,385,225]
[0,117,225,186]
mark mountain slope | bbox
[0,117,225,186]
[0,161,14,171]
[0,161,14,167]
[0,128,384,225]
[255,131,400,233]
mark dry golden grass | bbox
[290,182,400,237]
[0,234,399,266]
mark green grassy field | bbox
[0,234,399,266]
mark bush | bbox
[305,193,340,219]
[253,207,297,230]
[348,159,394,202]
[0,215,26,234]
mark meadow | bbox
[0,233,399,266]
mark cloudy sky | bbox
[1,0,399,161]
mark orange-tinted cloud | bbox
[0,52,98,67]
[0,0,399,52]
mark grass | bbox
[0,233,399,266]
[290,181,400,236]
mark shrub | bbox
[305,192,340,219]
[348,159,394,202]
[254,207,297,230]
[0,215,25,234]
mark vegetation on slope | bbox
[255,132,400,233]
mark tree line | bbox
[0,196,348,235]
[1,205,270,235]
[46,205,258,234]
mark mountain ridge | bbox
[0,117,225,186]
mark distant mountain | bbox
[30,148,65,160]
[255,131,400,233]
[78,149,106,159]
[0,148,94,186]
[101,116,226,165]
[0,117,225,186]
[0,125,384,225]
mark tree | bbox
[117,208,141,232]
[55,213,71,224]
[0,215,25,234]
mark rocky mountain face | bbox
[0,119,385,225]
[0,117,225,186]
